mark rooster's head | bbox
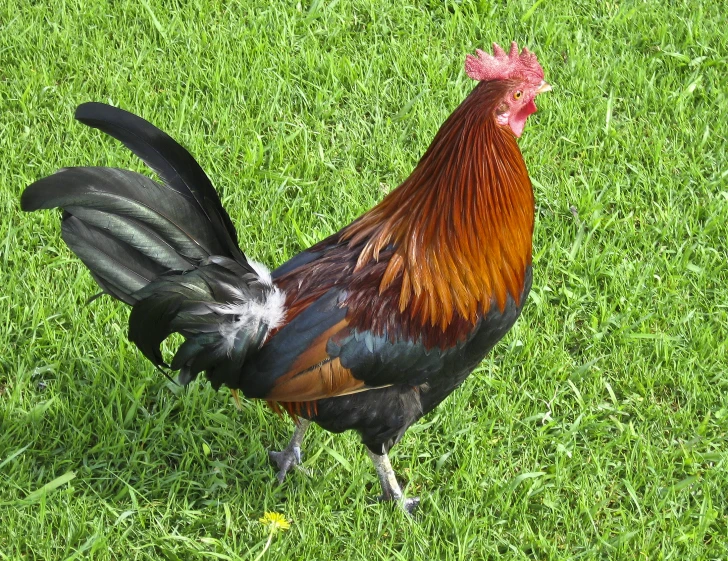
[465,42,550,137]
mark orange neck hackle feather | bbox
[342,80,535,331]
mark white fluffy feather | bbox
[247,259,274,286]
[212,260,286,351]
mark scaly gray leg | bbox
[268,419,310,483]
[366,448,420,514]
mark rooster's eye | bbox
[513,90,523,100]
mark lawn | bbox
[1,0,727,559]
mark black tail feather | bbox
[62,214,164,304]
[129,257,284,389]
[22,166,233,303]
[74,102,243,262]
[22,167,226,262]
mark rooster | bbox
[21,43,549,513]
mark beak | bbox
[536,81,552,94]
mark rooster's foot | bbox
[377,493,421,515]
[268,446,301,483]
[268,419,310,483]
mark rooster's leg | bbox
[269,419,310,483]
[366,448,420,514]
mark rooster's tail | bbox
[21,103,285,389]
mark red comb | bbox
[465,42,544,83]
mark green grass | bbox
[1,0,727,558]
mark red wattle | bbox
[508,99,537,137]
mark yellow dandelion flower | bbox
[253,512,290,561]
[259,511,290,533]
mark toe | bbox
[268,450,284,469]
[276,469,288,484]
